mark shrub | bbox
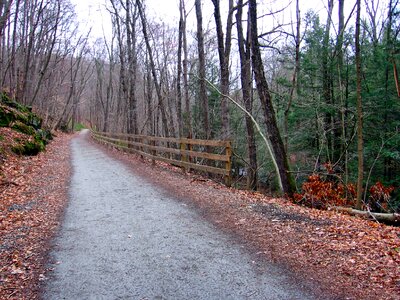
[293,174,355,209]
[35,129,52,145]
[27,112,42,129]
[368,182,395,212]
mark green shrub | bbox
[27,112,42,129]
[35,129,52,145]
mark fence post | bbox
[138,136,144,159]
[180,140,188,173]
[224,141,232,187]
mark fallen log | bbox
[331,206,400,224]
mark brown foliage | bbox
[0,129,72,299]
[294,174,355,209]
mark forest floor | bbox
[0,129,399,299]
[0,128,72,299]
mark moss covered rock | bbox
[1,93,31,113]
[35,129,53,145]
[11,141,44,156]
[0,106,16,127]
[27,112,42,129]
[12,121,36,135]
[1,92,51,156]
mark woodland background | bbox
[0,0,399,212]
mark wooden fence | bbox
[91,131,232,186]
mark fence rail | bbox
[91,131,232,186]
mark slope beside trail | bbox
[42,130,318,299]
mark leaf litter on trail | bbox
[0,129,72,300]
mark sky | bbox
[69,0,377,44]
[70,0,332,40]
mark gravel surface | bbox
[42,131,317,299]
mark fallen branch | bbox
[193,74,284,193]
[0,180,19,187]
[331,206,400,223]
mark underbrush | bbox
[293,163,397,213]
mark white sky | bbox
[70,0,386,44]
[70,0,334,41]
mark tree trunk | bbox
[125,0,138,135]
[336,0,348,181]
[332,207,400,224]
[195,0,210,140]
[284,0,300,152]
[136,0,169,137]
[236,0,257,190]
[212,0,233,140]
[176,0,184,138]
[248,0,296,196]
[355,0,363,209]
[181,0,192,138]
[322,0,335,163]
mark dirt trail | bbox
[42,130,317,299]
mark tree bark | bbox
[136,0,169,137]
[176,0,184,138]
[125,0,138,134]
[181,0,192,138]
[248,0,296,196]
[284,0,300,152]
[109,0,128,131]
[236,0,257,190]
[195,0,210,140]
[355,0,363,209]
[322,0,335,162]
[332,207,400,224]
[212,0,233,140]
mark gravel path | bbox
[42,131,316,299]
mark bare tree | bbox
[176,0,184,137]
[181,0,192,138]
[212,0,233,140]
[195,0,210,140]
[284,0,301,152]
[355,0,363,209]
[248,0,296,196]
[236,0,257,190]
[136,0,169,137]
[0,0,12,40]
[124,0,138,134]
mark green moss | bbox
[1,93,31,113]
[11,141,44,156]
[27,112,42,129]
[12,121,36,135]
[1,92,49,156]
[0,106,15,127]
[35,129,52,144]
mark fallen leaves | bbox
[0,129,72,299]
